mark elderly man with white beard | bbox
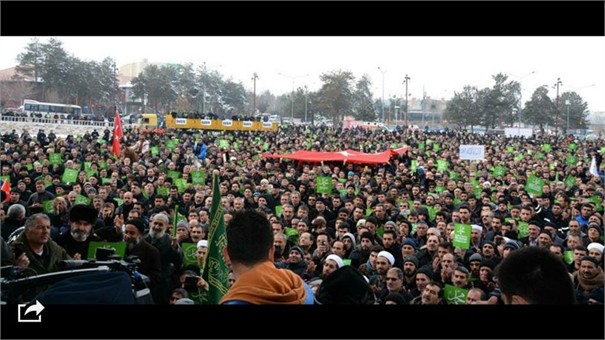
[56,204,102,260]
[144,213,183,304]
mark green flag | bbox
[526,175,544,196]
[444,284,468,305]
[202,173,230,304]
[182,242,199,267]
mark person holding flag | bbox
[218,193,314,303]
[112,108,123,158]
[200,170,230,304]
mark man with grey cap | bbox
[402,255,419,291]
[56,204,102,260]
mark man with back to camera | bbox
[495,246,576,304]
[220,210,314,304]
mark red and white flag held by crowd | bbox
[112,109,123,157]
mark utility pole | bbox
[554,77,562,135]
[377,67,386,122]
[304,85,308,123]
[404,74,410,128]
[252,72,258,115]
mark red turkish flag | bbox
[1,179,10,202]
[112,111,122,157]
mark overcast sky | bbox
[1,36,604,112]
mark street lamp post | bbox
[377,67,386,122]
[565,99,570,135]
[200,62,223,115]
[404,74,410,128]
[252,72,259,115]
[304,85,308,123]
[507,71,535,130]
[278,72,308,123]
[554,77,562,135]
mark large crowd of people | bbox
[0,123,603,304]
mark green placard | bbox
[435,186,445,193]
[151,146,159,156]
[191,170,206,185]
[275,205,283,217]
[316,176,333,194]
[565,155,578,166]
[506,146,514,153]
[568,143,577,151]
[492,166,506,177]
[86,169,98,179]
[157,187,169,196]
[87,241,126,260]
[84,162,92,171]
[444,284,468,305]
[167,170,181,179]
[263,142,270,151]
[174,178,188,193]
[62,168,78,184]
[25,163,34,170]
[535,152,545,160]
[418,143,425,151]
[437,160,448,172]
[453,223,471,250]
[42,200,54,214]
[98,161,107,169]
[75,194,91,205]
[285,227,299,245]
[518,221,529,239]
[114,198,124,207]
[587,195,604,212]
[411,160,418,173]
[541,144,552,152]
[564,175,575,188]
[525,175,544,196]
[49,153,62,165]
[219,139,229,148]
[433,143,441,152]
[514,153,524,161]
[376,226,384,238]
[165,140,176,150]
[182,242,198,266]
[342,259,352,266]
[449,171,459,180]
[427,206,437,221]
[564,250,574,264]
[102,178,111,185]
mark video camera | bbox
[1,255,152,304]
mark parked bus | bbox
[20,99,83,118]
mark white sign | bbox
[459,145,485,160]
[222,119,233,127]
[201,119,212,126]
[242,121,253,128]
[262,122,273,129]
[175,118,187,125]
[504,127,533,138]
